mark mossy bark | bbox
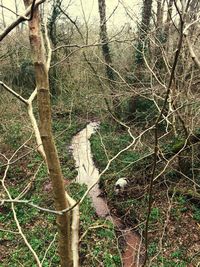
[98,0,115,86]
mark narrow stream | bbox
[71,122,141,267]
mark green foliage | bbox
[171,196,188,219]
[97,227,115,239]
[68,183,120,266]
[134,97,154,113]
[156,248,189,267]
[103,252,121,267]
[91,122,140,172]
[69,183,95,224]
[121,97,159,126]
[171,250,184,259]
[149,207,160,223]
[134,99,157,123]
[148,242,158,257]
[192,206,200,222]
[157,256,188,267]
[164,136,185,156]
[135,41,145,65]
[0,202,58,266]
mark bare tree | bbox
[23,1,73,266]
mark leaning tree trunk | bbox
[23,1,73,267]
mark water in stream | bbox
[71,122,141,267]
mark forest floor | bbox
[0,96,200,266]
[90,119,200,267]
[0,103,120,266]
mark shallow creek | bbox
[71,122,141,267]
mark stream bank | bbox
[71,122,142,267]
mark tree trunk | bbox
[164,0,173,50]
[130,0,153,117]
[23,1,73,266]
[156,0,163,32]
[140,0,153,39]
[48,0,61,95]
[98,0,115,87]
[155,0,165,74]
[135,0,153,77]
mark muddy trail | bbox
[71,122,142,267]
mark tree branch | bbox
[0,81,28,104]
[1,82,46,162]
[0,0,45,42]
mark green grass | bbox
[192,206,200,222]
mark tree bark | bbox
[156,0,164,31]
[48,0,61,95]
[164,0,173,48]
[155,0,165,74]
[140,0,153,40]
[135,0,153,73]
[98,0,115,86]
[23,1,73,266]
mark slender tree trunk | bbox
[135,0,153,77]
[155,0,164,72]
[48,0,61,95]
[23,1,73,266]
[140,0,153,40]
[164,0,173,50]
[156,0,164,31]
[129,0,153,118]
[98,0,122,114]
[98,0,115,87]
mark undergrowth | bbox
[0,104,120,267]
[90,118,200,266]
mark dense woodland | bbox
[0,0,200,266]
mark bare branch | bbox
[66,193,79,267]
[28,0,37,21]
[0,81,28,104]
[0,0,45,42]
[185,36,200,69]
[41,233,58,265]
[1,82,46,162]
[0,199,62,215]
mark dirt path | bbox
[71,122,141,267]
